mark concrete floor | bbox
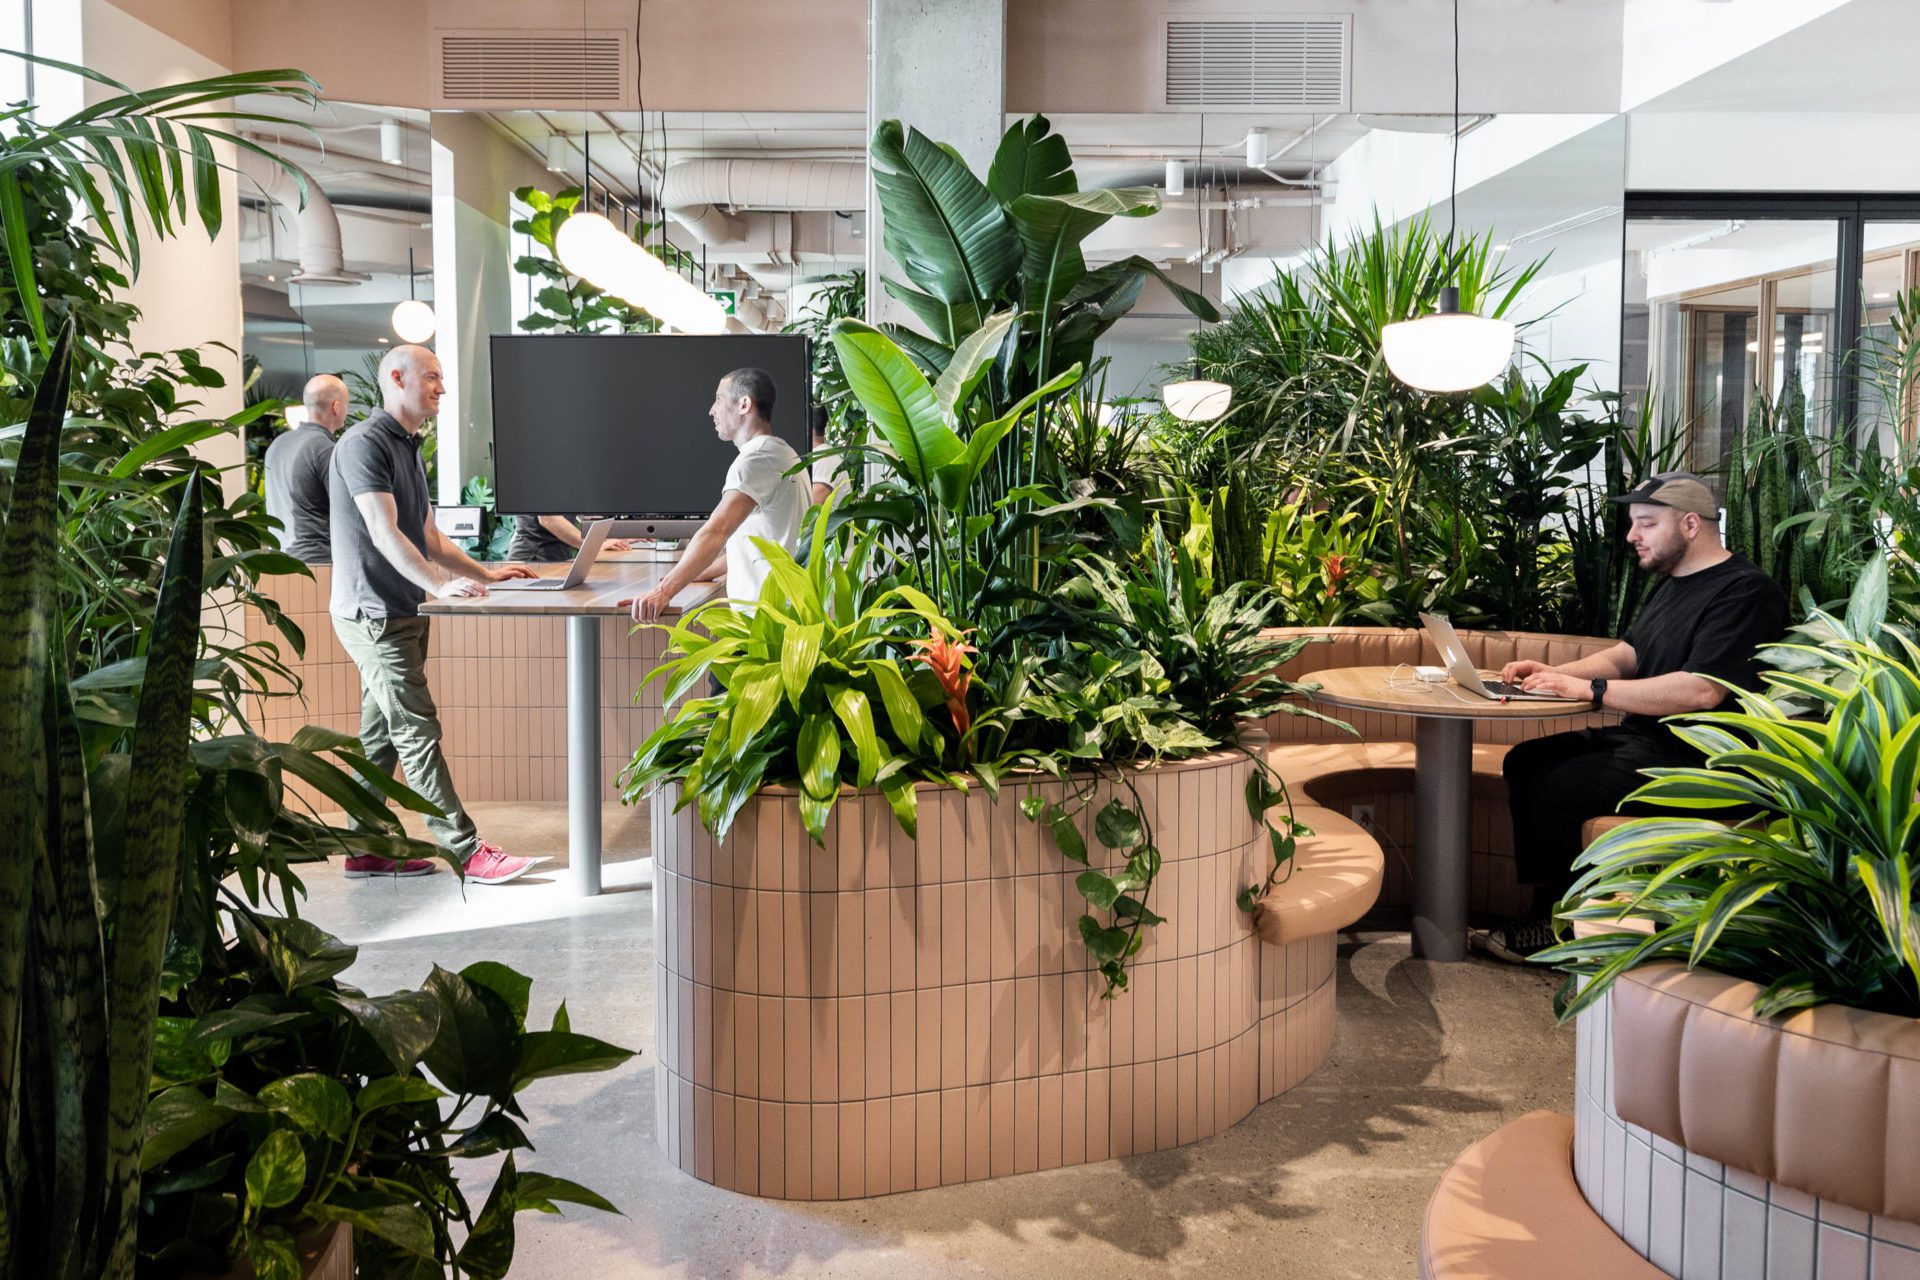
[299,801,1574,1280]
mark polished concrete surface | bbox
[299,801,1573,1279]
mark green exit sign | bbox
[711,290,737,315]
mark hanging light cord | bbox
[1449,0,1460,250]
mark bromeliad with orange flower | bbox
[620,525,995,846]
[912,628,979,752]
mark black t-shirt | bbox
[508,514,576,562]
[1622,553,1789,736]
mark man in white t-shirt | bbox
[625,367,808,622]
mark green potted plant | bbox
[1536,560,1920,1258]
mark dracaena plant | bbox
[620,519,982,844]
[1540,561,1920,1022]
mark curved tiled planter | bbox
[649,751,1339,1198]
[1572,964,1920,1278]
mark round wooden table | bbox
[1308,666,1589,961]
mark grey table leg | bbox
[1412,716,1475,961]
[566,615,602,896]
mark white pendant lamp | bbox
[390,245,435,343]
[1381,0,1515,393]
[1381,287,1515,392]
[1162,364,1232,422]
[391,298,436,344]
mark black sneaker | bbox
[1468,915,1559,964]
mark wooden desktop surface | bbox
[419,548,718,618]
[1307,665,1588,720]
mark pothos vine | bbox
[1021,747,1310,998]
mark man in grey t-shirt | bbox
[264,373,347,563]
[328,344,542,886]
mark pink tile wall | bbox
[653,752,1345,1200]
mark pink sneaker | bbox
[464,841,545,886]
[343,854,437,879]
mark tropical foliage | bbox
[0,62,633,1280]
[1541,562,1920,1021]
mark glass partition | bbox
[1624,216,1840,470]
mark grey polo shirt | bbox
[263,422,334,564]
[328,410,432,620]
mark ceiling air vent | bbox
[435,30,627,107]
[1165,16,1350,110]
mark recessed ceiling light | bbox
[377,337,390,344]
[1492,243,1510,252]
[1874,291,1892,300]
[266,274,276,283]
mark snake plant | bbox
[0,323,202,1278]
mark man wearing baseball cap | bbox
[1472,471,1788,963]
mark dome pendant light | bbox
[390,241,436,344]
[1381,0,1514,393]
[1162,361,1232,423]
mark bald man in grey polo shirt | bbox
[328,344,543,885]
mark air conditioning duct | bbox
[237,151,368,285]
[658,159,866,246]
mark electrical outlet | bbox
[1351,803,1375,829]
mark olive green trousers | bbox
[331,614,480,862]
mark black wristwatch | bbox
[1590,677,1609,711]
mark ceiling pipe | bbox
[658,158,866,246]
[237,150,369,285]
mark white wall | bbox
[1626,111,1920,191]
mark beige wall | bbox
[223,0,862,111]
[231,0,432,106]
[103,0,233,70]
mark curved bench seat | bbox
[1420,1111,1665,1280]
[1252,805,1385,947]
[1268,740,1513,798]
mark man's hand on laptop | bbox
[1500,659,1551,684]
[605,539,633,554]
[487,565,539,582]
[1519,670,1587,700]
[434,576,489,598]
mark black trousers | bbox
[1503,726,1699,904]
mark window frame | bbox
[1624,191,1920,443]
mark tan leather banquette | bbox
[1252,627,1620,921]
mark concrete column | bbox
[865,0,1006,323]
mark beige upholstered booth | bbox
[1256,627,1619,919]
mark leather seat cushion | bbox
[1252,804,1385,947]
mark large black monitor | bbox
[489,332,812,522]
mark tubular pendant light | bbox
[1380,0,1514,393]
[1161,113,1232,423]
[1164,158,1185,196]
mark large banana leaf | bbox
[870,120,1019,318]
[831,319,964,488]
[1008,188,1159,315]
[986,114,1077,205]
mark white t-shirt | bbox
[722,432,808,608]
[810,454,852,505]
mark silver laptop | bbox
[490,519,613,592]
[1419,612,1573,701]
